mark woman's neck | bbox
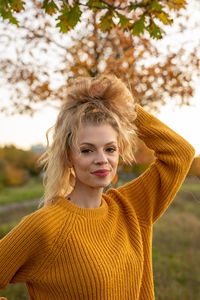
[68,185,103,208]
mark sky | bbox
[0,1,200,156]
[157,103,200,156]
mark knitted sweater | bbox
[0,105,195,300]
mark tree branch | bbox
[75,0,148,11]
[20,26,68,50]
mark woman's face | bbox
[68,123,119,191]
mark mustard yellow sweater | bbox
[0,106,195,300]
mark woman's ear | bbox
[66,159,73,168]
[66,150,73,168]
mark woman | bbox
[0,74,195,299]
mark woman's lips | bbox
[92,170,110,177]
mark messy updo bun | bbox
[67,74,135,124]
[39,74,137,206]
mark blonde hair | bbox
[39,74,137,206]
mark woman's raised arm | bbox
[117,105,195,225]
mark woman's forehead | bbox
[76,124,118,145]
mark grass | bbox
[0,283,29,300]
[153,196,200,299]
[180,176,200,194]
[0,221,19,239]
[0,177,44,205]
[180,183,200,193]
[0,176,200,299]
[0,204,38,227]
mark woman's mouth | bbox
[91,169,110,177]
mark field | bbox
[0,176,200,299]
[0,177,44,206]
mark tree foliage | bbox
[118,138,155,175]
[0,145,42,188]
[0,0,187,40]
[0,1,199,114]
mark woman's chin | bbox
[91,181,111,189]
[99,181,112,188]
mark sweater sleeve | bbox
[117,105,195,225]
[0,211,47,290]
[0,205,65,290]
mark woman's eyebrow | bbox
[80,141,117,146]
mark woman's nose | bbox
[94,151,108,164]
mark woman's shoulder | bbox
[18,199,70,234]
[104,186,133,208]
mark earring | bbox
[69,168,76,188]
[111,172,118,186]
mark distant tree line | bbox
[0,145,42,189]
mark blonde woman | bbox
[0,75,195,299]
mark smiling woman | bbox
[66,124,119,208]
[38,74,137,207]
[0,74,195,300]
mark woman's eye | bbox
[106,147,116,153]
[81,149,92,153]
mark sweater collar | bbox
[57,195,108,218]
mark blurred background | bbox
[0,0,200,299]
